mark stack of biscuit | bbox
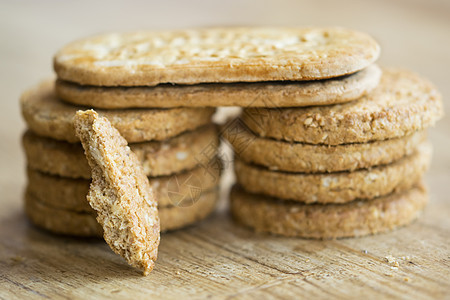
[20,27,443,239]
[21,80,221,236]
[214,30,443,238]
[227,67,443,238]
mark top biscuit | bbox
[54,27,380,86]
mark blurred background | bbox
[1,0,449,208]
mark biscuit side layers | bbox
[230,184,427,239]
[25,188,218,237]
[242,68,443,145]
[21,81,214,143]
[23,124,218,178]
[55,65,381,108]
[26,162,220,211]
[223,120,426,173]
[235,142,431,203]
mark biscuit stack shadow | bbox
[225,70,443,239]
[20,81,222,237]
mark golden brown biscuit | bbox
[26,164,220,211]
[25,188,218,237]
[235,142,431,203]
[74,110,159,275]
[54,27,380,86]
[242,69,443,145]
[230,183,428,239]
[55,65,381,108]
[20,81,214,143]
[223,120,427,172]
[23,124,218,179]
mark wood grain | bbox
[1,0,449,299]
[1,202,449,299]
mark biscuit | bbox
[55,65,381,108]
[73,110,159,275]
[21,81,215,143]
[223,120,427,172]
[26,164,220,211]
[235,142,431,203]
[25,188,218,237]
[242,69,443,145]
[230,183,428,239]
[54,27,380,86]
[23,124,218,179]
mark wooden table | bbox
[1,1,449,298]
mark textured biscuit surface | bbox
[55,65,381,108]
[242,69,443,145]
[230,183,428,239]
[23,125,218,179]
[235,142,431,203]
[74,110,159,276]
[21,81,214,143]
[224,121,427,172]
[26,165,220,211]
[25,189,218,237]
[54,27,380,86]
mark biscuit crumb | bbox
[404,277,410,282]
[385,255,400,267]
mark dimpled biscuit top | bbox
[54,27,380,86]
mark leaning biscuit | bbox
[230,183,428,239]
[55,65,381,108]
[26,164,220,211]
[25,188,218,237]
[223,120,427,173]
[54,27,380,86]
[235,142,431,203]
[21,81,214,143]
[23,124,218,179]
[242,68,443,145]
[74,110,159,275]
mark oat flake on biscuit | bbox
[54,27,380,86]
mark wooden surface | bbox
[1,1,449,299]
